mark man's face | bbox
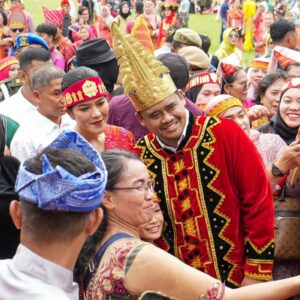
[36,32,52,46]
[138,92,187,148]
[36,78,65,120]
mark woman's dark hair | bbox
[74,150,141,282]
[254,72,287,104]
[61,66,99,92]
[101,149,140,190]
[19,47,51,72]
[185,84,204,103]
[221,67,242,94]
[0,11,8,26]
[78,5,89,16]
[199,33,211,54]
[135,1,144,14]
[35,22,58,40]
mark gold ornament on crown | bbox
[111,22,176,112]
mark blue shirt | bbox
[220,1,229,19]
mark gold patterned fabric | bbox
[111,23,176,112]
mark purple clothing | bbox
[107,94,203,141]
[50,48,65,71]
[25,12,35,33]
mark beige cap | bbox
[178,46,210,71]
[173,28,202,48]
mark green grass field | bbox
[23,0,254,65]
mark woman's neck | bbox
[105,215,140,240]
[75,126,106,152]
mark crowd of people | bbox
[0,0,300,299]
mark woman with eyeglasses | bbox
[215,28,242,62]
[62,66,135,153]
[75,149,300,300]
[219,61,251,107]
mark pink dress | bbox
[50,48,65,71]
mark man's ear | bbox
[85,207,103,236]
[178,89,186,105]
[18,70,26,84]
[9,200,22,230]
[135,111,146,127]
[287,31,296,47]
[101,191,115,210]
[32,90,40,104]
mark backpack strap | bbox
[83,232,133,290]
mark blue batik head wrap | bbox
[15,130,107,212]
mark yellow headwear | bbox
[111,23,176,112]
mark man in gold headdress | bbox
[112,23,275,288]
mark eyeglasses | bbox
[228,81,247,88]
[11,28,25,33]
[111,180,155,194]
[229,34,238,39]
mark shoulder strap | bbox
[83,232,133,290]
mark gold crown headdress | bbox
[111,23,176,112]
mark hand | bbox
[241,277,264,287]
[274,144,300,175]
[1,37,14,46]
[4,146,11,156]
[290,127,300,146]
[79,17,85,26]
[247,105,270,122]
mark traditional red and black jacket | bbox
[135,114,274,288]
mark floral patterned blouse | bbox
[83,239,145,300]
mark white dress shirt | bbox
[0,88,36,126]
[0,244,79,300]
[11,110,75,162]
